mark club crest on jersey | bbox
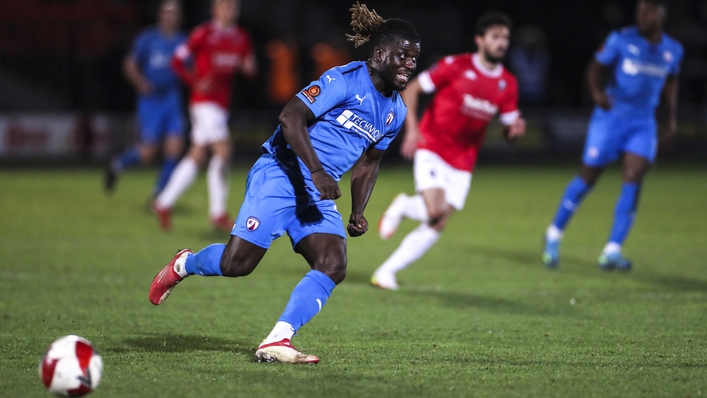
[499,79,506,90]
[588,146,600,159]
[663,51,673,63]
[464,70,477,80]
[302,85,321,103]
[386,111,395,126]
[246,216,260,231]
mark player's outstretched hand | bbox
[400,127,421,160]
[312,169,341,200]
[347,212,368,237]
[194,75,214,94]
[137,79,152,95]
[660,118,678,141]
[659,118,678,150]
[504,116,526,143]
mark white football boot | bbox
[370,271,399,291]
[255,339,319,364]
[378,193,408,240]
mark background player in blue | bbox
[105,0,187,199]
[542,0,682,270]
[148,3,420,364]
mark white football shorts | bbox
[189,102,230,146]
[413,148,472,210]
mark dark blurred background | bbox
[0,0,705,163]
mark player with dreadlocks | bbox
[148,3,420,364]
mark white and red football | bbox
[39,335,103,397]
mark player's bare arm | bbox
[348,146,385,237]
[399,76,424,160]
[503,115,527,143]
[241,53,258,79]
[278,97,341,200]
[587,60,612,110]
[171,47,198,86]
[123,55,151,95]
[660,74,679,140]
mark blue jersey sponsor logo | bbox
[620,58,670,78]
[335,110,383,143]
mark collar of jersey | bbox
[472,54,503,78]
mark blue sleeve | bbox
[669,43,683,75]
[296,69,347,118]
[595,32,622,66]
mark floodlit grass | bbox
[1,161,705,397]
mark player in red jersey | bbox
[153,0,256,232]
[372,11,526,290]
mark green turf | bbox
[1,162,705,397]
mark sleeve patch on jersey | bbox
[175,44,190,59]
[302,85,321,103]
[663,51,673,62]
[418,71,436,94]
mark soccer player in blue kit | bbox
[542,0,682,270]
[148,3,420,364]
[105,0,187,198]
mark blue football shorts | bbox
[231,154,346,250]
[582,107,658,167]
[137,98,185,145]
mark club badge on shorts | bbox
[246,216,260,231]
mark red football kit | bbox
[417,53,519,172]
[172,22,253,109]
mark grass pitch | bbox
[1,161,705,397]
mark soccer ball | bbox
[39,335,103,397]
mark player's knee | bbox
[580,172,599,187]
[624,165,649,183]
[428,217,448,232]
[188,147,207,165]
[139,147,158,164]
[428,205,452,230]
[315,258,347,285]
[427,206,446,224]
[328,266,346,285]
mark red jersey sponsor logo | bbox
[461,94,498,120]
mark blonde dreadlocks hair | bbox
[346,2,419,49]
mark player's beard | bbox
[381,69,406,92]
[484,48,506,65]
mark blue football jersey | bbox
[131,27,186,98]
[595,26,683,112]
[262,61,407,181]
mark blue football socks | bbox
[278,270,336,333]
[551,176,591,230]
[608,182,640,245]
[184,244,225,276]
[154,157,179,196]
[114,148,140,172]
